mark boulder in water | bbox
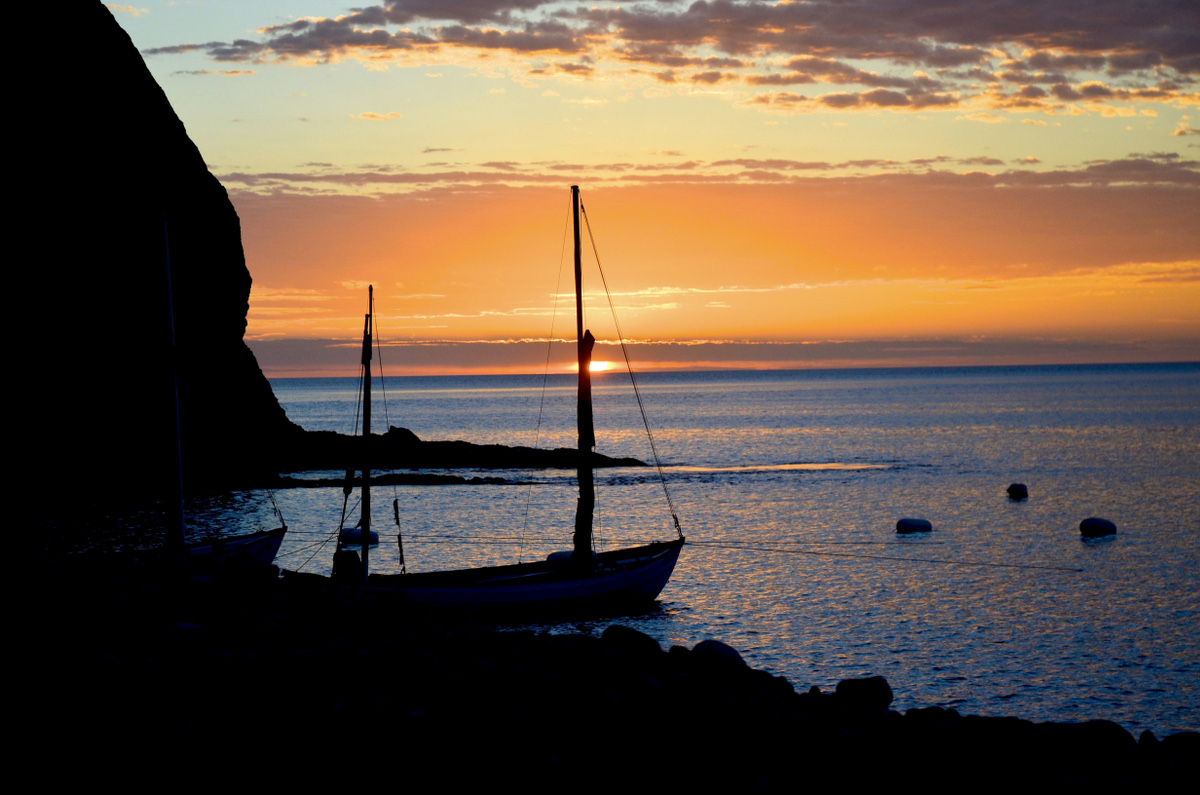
[1080,517,1117,537]
[896,518,933,534]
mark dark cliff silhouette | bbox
[22,4,640,519]
[27,2,298,500]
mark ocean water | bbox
[196,363,1199,734]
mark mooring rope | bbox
[688,540,1083,572]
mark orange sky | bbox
[110,2,1200,375]
[236,181,1198,375]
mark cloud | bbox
[555,61,594,76]
[358,111,403,120]
[143,43,211,56]
[140,1,1199,117]
[961,112,1005,123]
[105,4,147,17]
[172,69,254,77]
[215,153,1200,196]
[749,55,947,91]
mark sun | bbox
[589,360,613,372]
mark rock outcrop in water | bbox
[1081,516,1118,537]
[278,425,644,474]
[1007,482,1029,500]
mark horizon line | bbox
[260,358,1199,380]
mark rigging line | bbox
[579,198,682,539]
[352,360,365,437]
[370,304,403,577]
[342,494,362,523]
[520,194,573,563]
[412,539,562,546]
[300,533,939,546]
[689,539,947,547]
[278,528,383,537]
[409,538,668,547]
[267,491,286,530]
[288,532,341,570]
[594,478,604,552]
[371,312,399,491]
[406,532,576,541]
[689,540,1083,572]
[276,534,338,551]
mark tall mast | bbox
[572,186,596,566]
[360,285,373,582]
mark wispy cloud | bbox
[172,69,254,76]
[140,1,1200,118]
[105,4,147,17]
[250,287,331,301]
[215,153,1200,196]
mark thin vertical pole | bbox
[572,186,595,564]
[360,285,373,582]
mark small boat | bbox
[328,186,685,614]
[180,526,287,569]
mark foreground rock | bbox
[31,557,1195,789]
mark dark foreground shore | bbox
[31,557,1194,789]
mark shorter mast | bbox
[360,285,373,583]
[572,185,597,566]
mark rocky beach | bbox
[33,555,1196,789]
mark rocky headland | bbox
[275,424,645,479]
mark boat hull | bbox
[184,527,287,568]
[366,538,684,614]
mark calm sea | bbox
[195,363,1200,734]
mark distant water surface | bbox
[198,363,1199,734]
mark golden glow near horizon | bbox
[112,2,1199,375]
